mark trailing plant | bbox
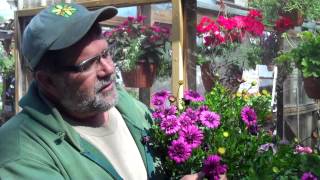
[276,31,320,78]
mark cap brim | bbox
[49,6,117,50]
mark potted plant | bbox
[148,84,320,179]
[105,16,171,88]
[276,31,320,99]
[196,10,264,92]
[250,0,320,27]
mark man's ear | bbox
[34,71,59,98]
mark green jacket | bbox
[0,82,156,180]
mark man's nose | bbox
[97,57,115,77]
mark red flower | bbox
[200,16,212,25]
[243,17,264,36]
[275,16,294,32]
[233,16,246,29]
[248,9,263,19]
[137,15,146,23]
[152,25,161,33]
[217,16,237,31]
[196,10,265,49]
[204,36,215,46]
[127,16,134,22]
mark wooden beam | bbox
[183,0,197,91]
[138,5,152,106]
[16,0,170,17]
[100,16,127,26]
[14,11,22,113]
[171,0,184,104]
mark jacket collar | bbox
[19,81,150,151]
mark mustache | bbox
[95,74,116,92]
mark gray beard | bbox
[58,75,118,114]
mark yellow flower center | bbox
[218,147,226,155]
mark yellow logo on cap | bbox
[52,4,76,17]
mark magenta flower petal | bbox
[179,113,194,127]
[183,90,204,102]
[179,125,203,149]
[241,106,257,127]
[168,139,192,164]
[152,90,170,99]
[199,111,221,129]
[301,172,318,180]
[202,154,227,180]
[151,96,166,108]
[160,115,180,135]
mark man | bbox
[0,3,155,179]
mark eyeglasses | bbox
[59,44,114,73]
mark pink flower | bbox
[178,125,203,149]
[137,15,146,22]
[202,154,228,180]
[217,16,237,31]
[301,172,318,180]
[233,16,246,29]
[160,115,180,135]
[151,25,161,33]
[168,139,192,163]
[183,90,204,102]
[295,145,313,154]
[241,106,257,127]
[199,111,221,129]
[248,9,263,19]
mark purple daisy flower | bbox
[179,113,194,127]
[241,106,257,127]
[202,154,227,180]
[198,105,209,113]
[152,109,165,120]
[199,111,221,129]
[153,90,170,99]
[185,108,198,121]
[160,115,180,135]
[151,96,166,108]
[168,139,192,163]
[183,90,205,102]
[164,105,178,116]
[178,125,203,149]
[301,172,318,180]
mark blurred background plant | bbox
[196,10,264,92]
[196,10,264,69]
[276,31,320,78]
[105,16,171,78]
[250,0,320,28]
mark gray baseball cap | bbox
[22,3,117,70]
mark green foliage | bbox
[250,0,320,25]
[204,84,320,179]
[250,0,282,27]
[149,84,320,178]
[0,46,15,76]
[283,0,320,21]
[276,31,320,78]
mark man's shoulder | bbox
[0,112,49,166]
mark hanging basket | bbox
[279,9,304,26]
[200,62,218,92]
[303,77,320,99]
[200,62,243,93]
[121,61,157,88]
